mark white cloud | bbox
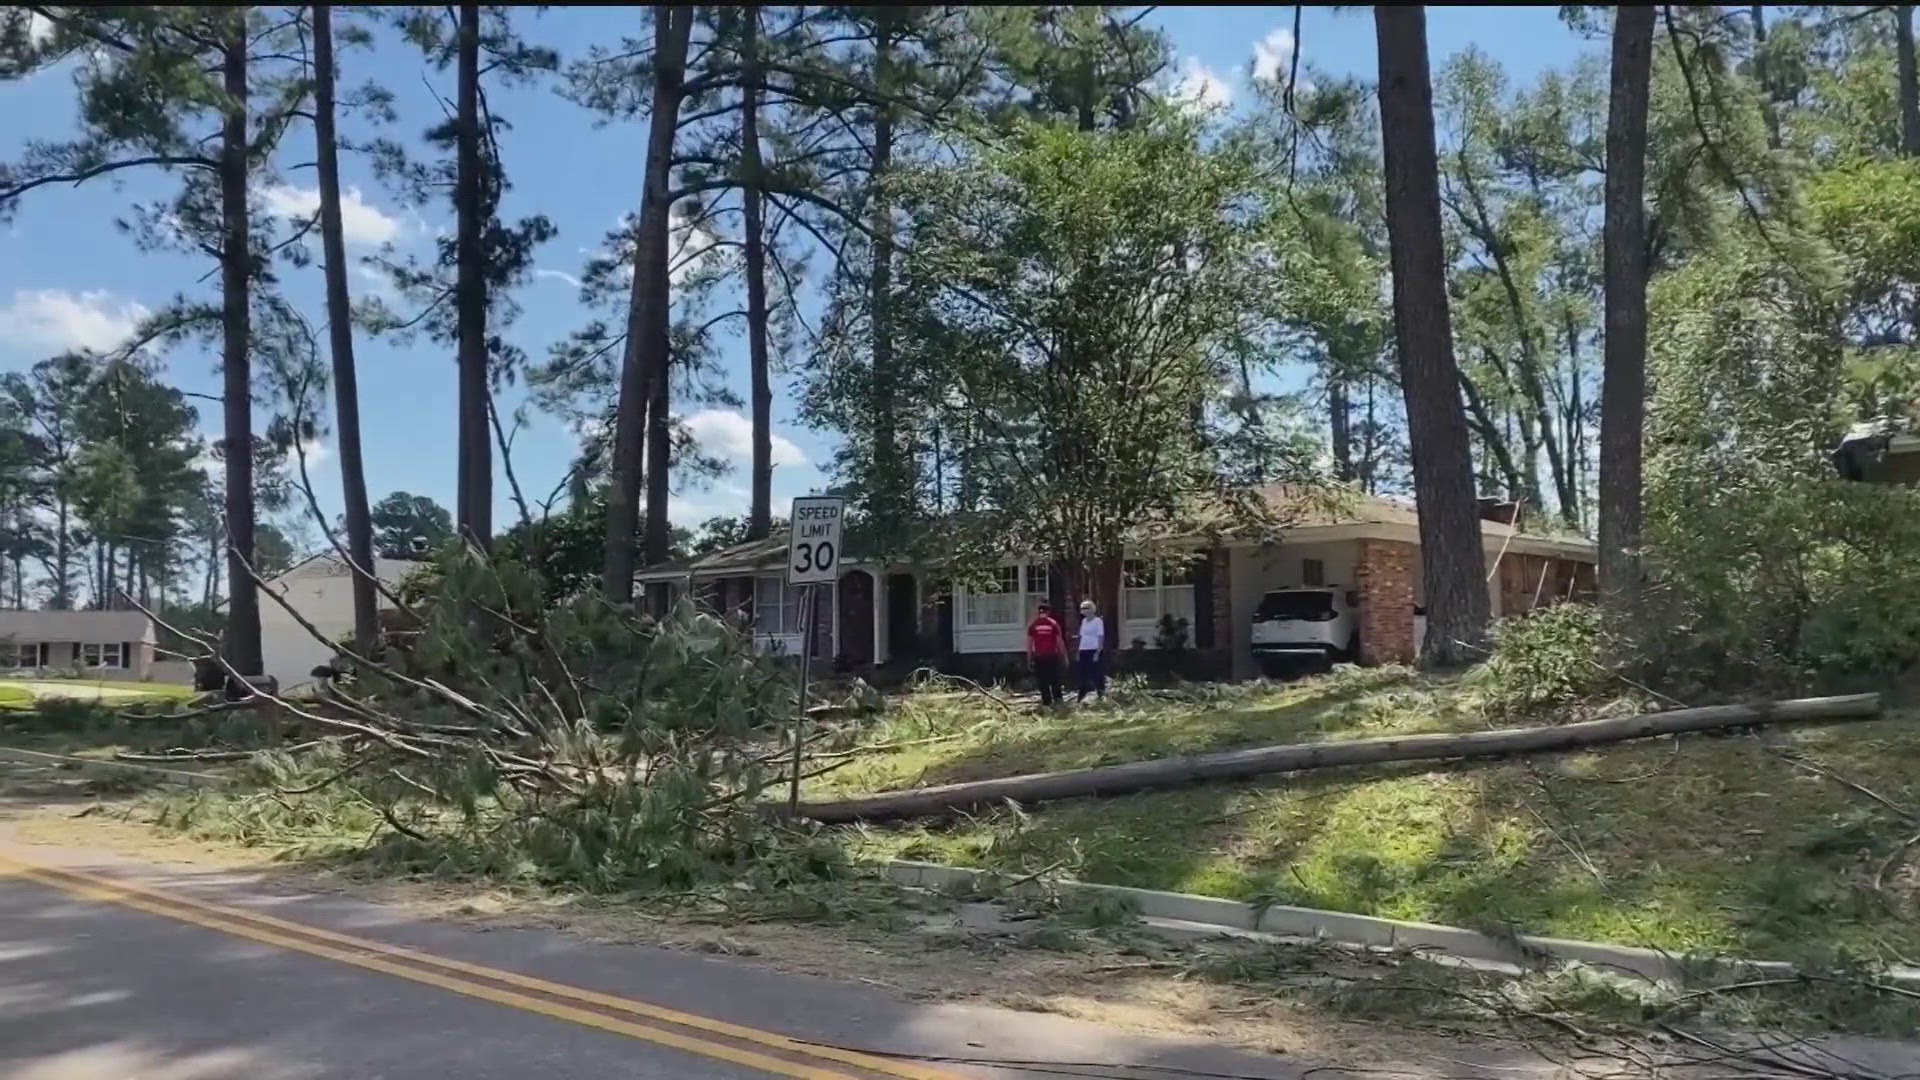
[0,289,149,353]
[296,438,329,468]
[1168,56,1233,112]
[670,222,722,286]
[606,211,724,289]
[535,268,583,289]
[352,264,396,299]
[670,482,751,523]
[1252,26,1297,85]
[681,409,808,469]
[191,444,221,481]
[259,184,403,247]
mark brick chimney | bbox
[1476,497,1519,525]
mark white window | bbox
[1025,564,1050,614]
[1124,559,1196,628]
[963,565,1021,627]
[753,577,807,636]
[1124,559,1160,622]
[80,642,125,669]
[0,641,36,669]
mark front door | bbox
[885,573,919,662]
[837,570,876,666]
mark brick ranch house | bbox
[1833,417,1920,484]
[637,488,1596,679]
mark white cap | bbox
[1079,600,1095,613]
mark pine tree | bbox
[1373,5,1489,665]
[312,3,379,652]
[1598,4,1655,609]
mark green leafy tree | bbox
[896,111,1309,608]
[369,492,454,559]
[73,356,203,609]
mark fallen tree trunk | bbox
[793,694,1883,824]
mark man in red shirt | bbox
[1026,602,1066,708]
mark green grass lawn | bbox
[820,670,1920,963]
[0,678,199,705]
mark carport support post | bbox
[787,583,817,815]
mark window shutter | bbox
[122,642,133,669]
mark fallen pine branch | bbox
[111,698,252,722]
[789,694,1883,823]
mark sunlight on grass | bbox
[0,678,198,704]
[837,672,1920,961]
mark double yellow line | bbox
[0,853,964,1080]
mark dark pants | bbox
[1033,654,1064,706]
[1075,649,1105,701]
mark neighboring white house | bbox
[257,555,421,695]
[0,609,162,680]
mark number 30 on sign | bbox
[787,496,846,585]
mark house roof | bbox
[0,609,156,643]
[260,554,423,590]
[213,553,425,614]
[1251,485,1595,560]
[637,485,1595,583]
[634,531,883,583]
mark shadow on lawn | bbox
[879,720,1920,964]
[901,672,1455,790]
[0,699,280,772]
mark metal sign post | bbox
[785,497,845,815]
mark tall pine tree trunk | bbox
[51,496,70,609]
[314,3,379,653]
[1561,305,1586,527]
[1599,4,1654,610]
[1329,373,1353,482]
[868,18,903,534]
[1898,6,1920,156]
[220,10,262,676]
[602,6,691,601]
[204,527,219,610]
[741,6,773,541]
[454,2,490,550]
[1374,5,1488,666]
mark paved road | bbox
[7,841,1913,1080]
[0,839,1364,1080]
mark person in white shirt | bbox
[1074,599,1106,703]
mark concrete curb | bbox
[884,859,1920,987]
[0,746,227,788]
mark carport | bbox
[1219,499,1595,678]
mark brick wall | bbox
[1494,554,1596,617]
[1355,539,1418,665]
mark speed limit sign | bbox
[786,496,846,585]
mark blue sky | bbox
[0,6,1597,550]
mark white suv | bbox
[1249,588,1359,672]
